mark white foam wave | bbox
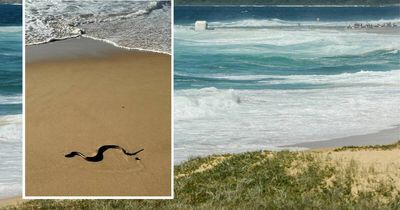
[174,70,400,162]
[0,114,22,198]
[387,49,399,54]
[175,26,400,57]
[26,0,171,53]
[0,95,22,105]
[0,26,22,33]
[208,18,400,28]
[82,35,171,55]
[211,70,400,86]
[0,115,22,142]
[0,183,20,199]
[175,87,241,120]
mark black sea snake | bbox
[65,145,144,162]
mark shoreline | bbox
[82,35,171,55]
[26,35,171,56]
[26,37,125,63]
[285,125,400,149]
[173,125,400,164]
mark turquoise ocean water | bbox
[0,4,22,198]
[174,6,400,163]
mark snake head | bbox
[65,152,76,158]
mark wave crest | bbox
[175,88,241,120]
[0,115,22,143]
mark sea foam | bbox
[175,72,400,162]
[0,114,22,198]
[25,0,171,53]
[0,115,22,142]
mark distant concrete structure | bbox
[195,21,208,31]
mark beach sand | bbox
[287,126,400,149]
[0,197,23,208]
[25,38,171,196]
[315,146,400,194]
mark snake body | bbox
[65,145,144,162]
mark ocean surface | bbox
[26,0,171,53]
[0,4,22,198]
[174,6,400,163]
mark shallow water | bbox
[26,0,171,53]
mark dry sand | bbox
[317,148,400,195]
[25,38,171,197]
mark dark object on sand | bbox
[65,145,144,162]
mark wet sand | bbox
[287,126,399,149]
[26,37,126,63]
[25,38,171,197]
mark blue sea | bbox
[174,6,400,163]
[0,4,22,198]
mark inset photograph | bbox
[25,0,171,197]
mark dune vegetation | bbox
[6,141,400,210]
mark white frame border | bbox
[22,0,175,200]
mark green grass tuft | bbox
[5,149,400,210]
[333,141,400,152]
